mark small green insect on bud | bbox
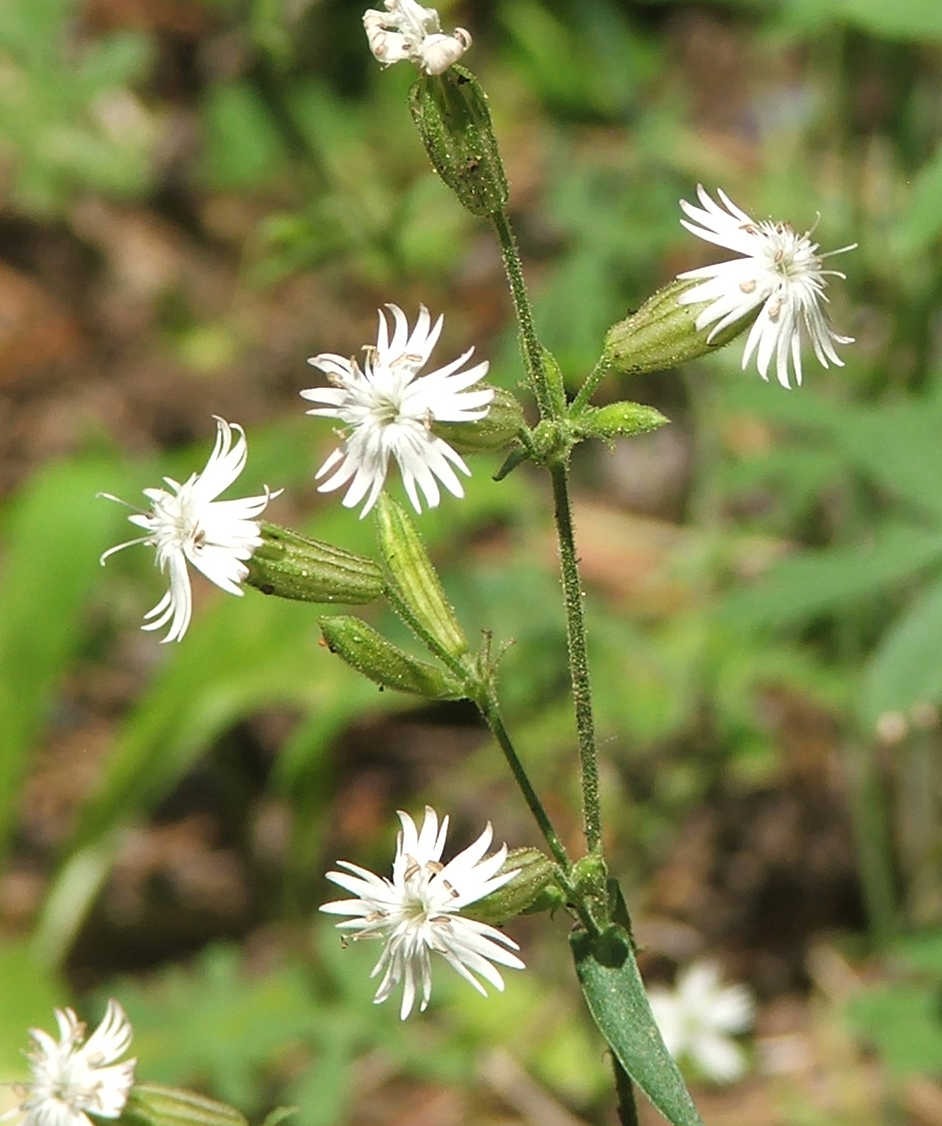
[572,402,670,445]
[122,1084,249,1126]
[463,847,558,926]
[375,496,469,663]
[245,523,384,605]
[408,65,508,217]
[603,277,757,376]
[431,386,526,454]
[320,615,465,700]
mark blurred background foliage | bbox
[1,0,942,1123]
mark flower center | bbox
[370,390,404,427]
[33,1058,98,1114]
[153,490,202,550]
[399,856,454,927]
[767,225,819,283]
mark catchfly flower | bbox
[677,185,854,389]
[648,960,755,1084]
[321,806,524,1019]
[100,417,279,643]
[363,0,472,74]
[301,304,493,518]
[11,999,136,1126]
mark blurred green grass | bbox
[2,0,942,1120]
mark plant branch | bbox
[491,209,561,419]
[571,355,613,415]
[549,457,603,855]
[478,693,571,872]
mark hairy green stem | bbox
[549,458,603,855]
[479,694,571,871]
[613,1057,640,1126]
[570,355,612,415]
[490,204,603,858]
[491,209,559,418]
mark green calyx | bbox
[571,401,669,445]
[245,523,383,605]
[463,847,560,925]
[431,386,526,454]
[319,615,465,700]
[603,277,757,376]
[375,496,469,665]
[408,65,508,217]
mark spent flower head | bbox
[100,417,280,642]
[10,999,136,1126]
[648,960,755,1084]
[677,185,855,389]
[320,806,525,1019]
[301,304,493,518]
[363,0,471,74]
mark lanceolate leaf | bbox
[571,925,705,1126]
[0,456,121,867]
[858,574,942,729]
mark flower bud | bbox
[602,278,757,376]
[572,402,669,444]
[245,523,383,605]
[408,65,508,217]
[123,1084,248,1126]
[463,847,559,925]
[375,496,468,662]
[431,386,525,454]
[320,615,465,699]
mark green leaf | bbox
[122,1085,248,1126]
[0,457,121,866]
[113,945,323,1112]
[847,982,942,1075]
[258,1109,297,1126]
[887,929,942,976]
[0,939,65,1073]
[897,143,942,257]
[719,523,942,631]
[858,575,942,729]
[571,925,705,1126]
[840,0,942,40]
[728,388,942,523]
[200,82,287,190]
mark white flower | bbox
[676,185,855,389]
[320,806,525,1019]
[99,417,279,643]
[301,304,493,518]
[363,0,472,74]
[13,999,136,1126]
[648,960,755,1084]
